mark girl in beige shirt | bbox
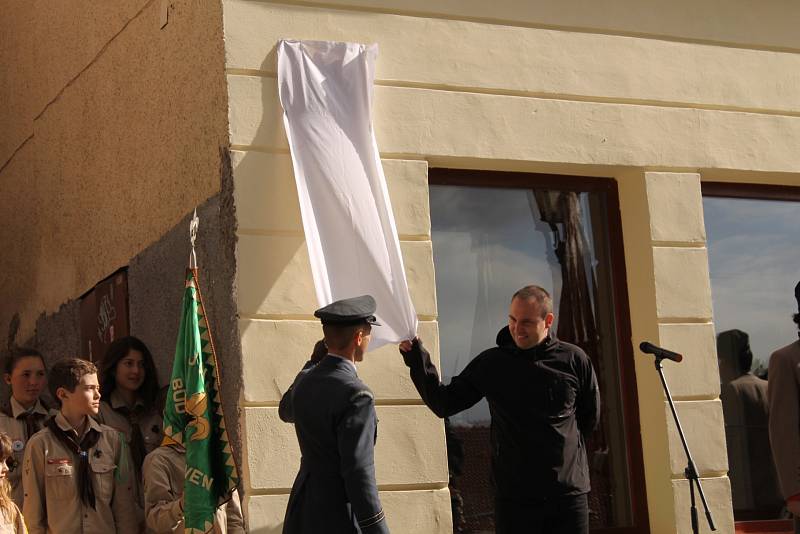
[96,336,162,531]
[0,348,52,508]
[0,432,27,533]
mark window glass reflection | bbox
[704,196,800,521]
[431,184,632,531]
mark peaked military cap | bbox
[315,295,380,326]
[795,280,800,310]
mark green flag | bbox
[162,268,239,533]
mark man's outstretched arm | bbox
[399,338,483,418]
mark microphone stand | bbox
[653,356,716,533]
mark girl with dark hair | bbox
[0,432,26,533]
[97,336,162,489]
[0,348,53,508]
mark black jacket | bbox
[279,355,389,534]
[401,328,600,500]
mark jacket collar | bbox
[9,396,49,418]
[495,326,557,357]
[54,411,103,439]
[322,353,358,374]
[109,389,145,411]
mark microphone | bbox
[639,341,683,363]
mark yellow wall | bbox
[224,1,800,532]
[0,0,229,341]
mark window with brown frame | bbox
[429,169,648,534]
[702,182,800,531]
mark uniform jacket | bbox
[21,412,138,534]
[142,444,244,534]
[279,355,389,534]
[768,339,800,501]
[401,329,600,500]
[0,398,53,508]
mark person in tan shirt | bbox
[22,358,138,534]
[96,337,163,472]
[142,443,244,533]
[96,336,162,527]
[768,282,800,533]
[0,432,27,533]
[0,348,54,508]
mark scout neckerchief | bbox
[0,399,48,441]
[45,418,101,509]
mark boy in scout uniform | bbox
[22,358,138,534]
[279,295,389,534]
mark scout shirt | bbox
[0,398,53,508]
[142,444,245,534]
[96,390,162,516]
[96,390,163,460]
[0,502,27,534]
[21,412,138,534]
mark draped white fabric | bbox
[277,40,417,349]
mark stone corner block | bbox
[382,488,453,534]
[645,172,706,243]
[382,159,431,238]
[671,476,733,534]
[659,323,720,398]
[245,488,453,534]
[227,74,286,149]
[231,151,431,237]
[243,405,448,491]
[236,234,437,317]
[652,247,712,319]
[666,400,727,477]
[244,493,290,534]
[239,319,440,403]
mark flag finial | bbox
[189,208,199,269]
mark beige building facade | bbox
[3,1,800,533]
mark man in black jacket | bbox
[400,285,600,534]
[280,295,389,534]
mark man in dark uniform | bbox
[400,285,600,534]
[279,295,389,534]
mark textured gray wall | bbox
[22,150,243,482]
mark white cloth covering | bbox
[277,39,417,349]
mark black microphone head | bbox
[639,341,683,362]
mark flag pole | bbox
[185,206,241,494]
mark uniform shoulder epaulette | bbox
[349,389,374,403]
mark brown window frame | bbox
[702,180,800,533]
[701,181,800,201]
[429,168,650,534]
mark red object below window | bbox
[735,520,794,533]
